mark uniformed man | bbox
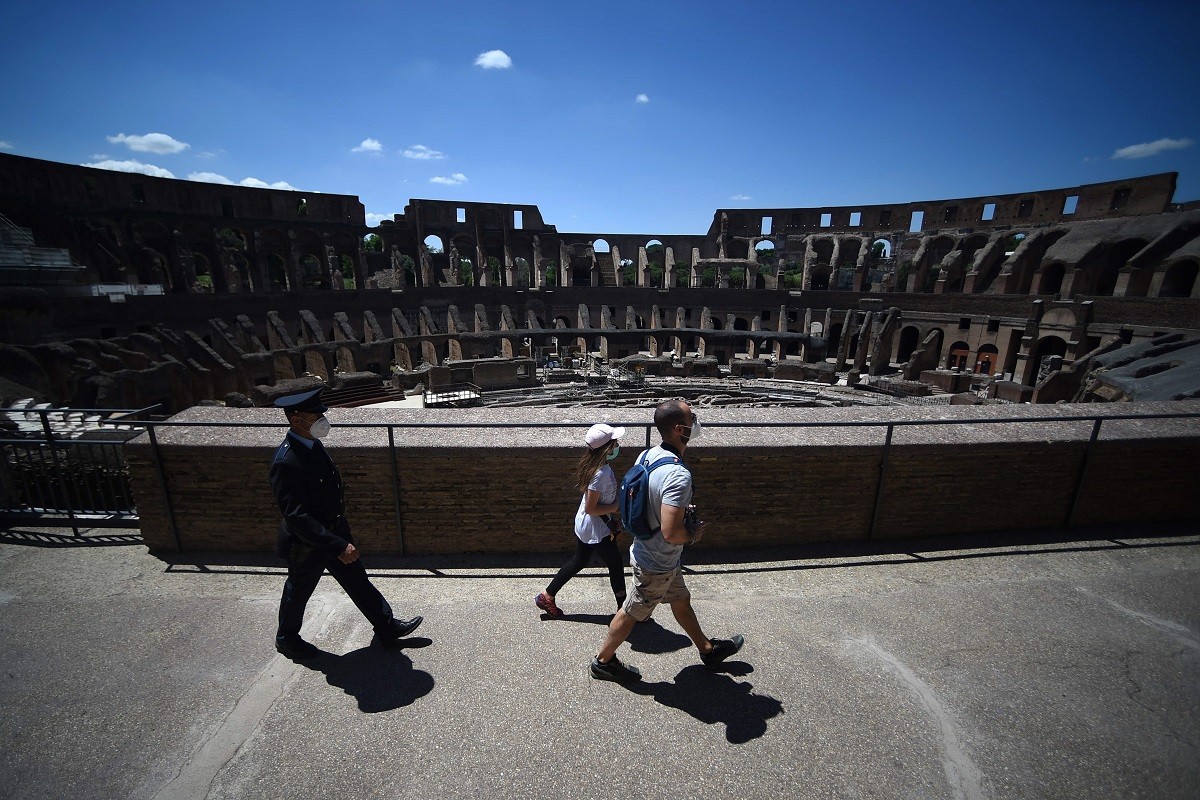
[270,387,422,660]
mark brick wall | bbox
[124,403,1200,556]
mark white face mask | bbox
[309,416,331,439]
[681,417,702,443]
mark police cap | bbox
[273,387,328,414]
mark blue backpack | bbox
[619,452,686,539]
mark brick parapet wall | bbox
[124,402,1200,556]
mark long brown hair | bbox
[573,439,618,493]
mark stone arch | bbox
[1039,262,1067,296]
[948,340,970,370]
[871,238,892,258]
[191,252,212,291]
[975,343,999,375]
[1159,259,1199,298]
[897,325,921,363]
[810,264,831,290]
[811,238,835,267]
[1013,229,1067,294]
[1031,335,1068,383]
[1092,238,1149,296]
[514,257,531,288]
[300,254,323,289]
[592,238,610,253]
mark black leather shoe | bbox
[378,615,423,645]
[275,636,322,660]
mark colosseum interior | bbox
[1,151,1198,415]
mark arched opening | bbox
[708,317,723,331]
[268,254,289,291]
[755,240,777,273]
[191,252,212,292]
[300,254,323,289]
[1093,239,1148,296]
[871,239,892,258]
[592,238,610,253]
[1040,263,1066,296]
[975,343,998,375]
[423,234,443,252]
[363,232,383,252]
[948,341,970,370]
[1159,260,1198,298]
[514,257,531,289]
[896,325,921,363]
[645,239,664,288]
[1032,335,1068,383]
[619,258,635,286]
[810,265,831,290]
[1004,233,1027,256]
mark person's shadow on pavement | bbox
[308,638,435,712]
[626,662,784,743]
[625,618,693,655]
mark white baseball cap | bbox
[585,423,626,449]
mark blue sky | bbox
[2,0,1198,235]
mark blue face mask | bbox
[606,445,620,461]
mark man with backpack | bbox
[590,399,744,682]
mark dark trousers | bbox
[546,534,627,602]
[277,544,394,640]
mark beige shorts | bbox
[623,563,690,622]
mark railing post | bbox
[869,424,894,541]
[1066,418,1104,528]
[388,425,405,555]
[40,410,80,537]
[148,426,183,552]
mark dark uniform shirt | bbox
[269,431,348,559]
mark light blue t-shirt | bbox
[574,464,617,544]
[629,445,693,573]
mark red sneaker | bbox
[535,592,564,618]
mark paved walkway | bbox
[1,524,1198,799]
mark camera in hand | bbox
[684,504,701,534]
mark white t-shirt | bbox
[573,463,617,544]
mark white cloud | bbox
[187,172,297,190]
[729,194,751,201]
[403,144,446,160]
[0,141,12,150]
[352,138,383,154]
[196,149,224,159]
[1112,137,1194,160]
[365,212,393,226]
[430,173,468,185]
[187,171,235,184]
[106,132,190,155]
[474,49,512,69]
[636,93,649,104]
[82,159,176,178]
[240,177,298,190]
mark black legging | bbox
[546,534,627,602]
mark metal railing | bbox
[0,406,156,535]
[114,408,1200,552]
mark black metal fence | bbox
[0,406,155,535]
[3,404,1199,545]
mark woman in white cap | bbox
[535,423,628,618]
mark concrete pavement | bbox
[1,524,1198,799]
